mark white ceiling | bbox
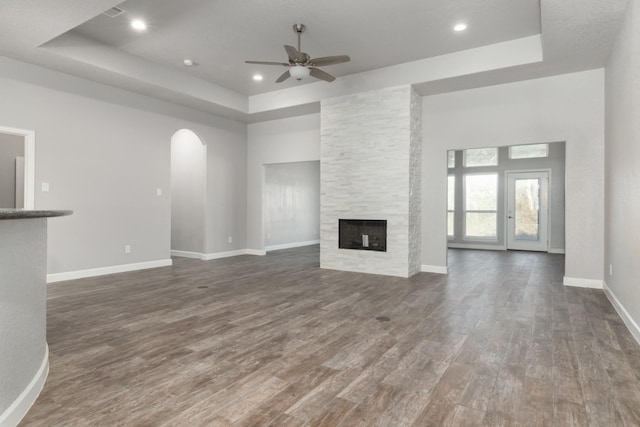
[0,0,631,122]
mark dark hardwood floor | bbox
[21,247,640,426]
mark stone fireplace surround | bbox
[320,85,421,278]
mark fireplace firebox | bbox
[339,219,387,252]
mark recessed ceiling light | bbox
[253,74,263,81]
[131,19,147,31]
[454,23,467,32]
[183,59,195,67]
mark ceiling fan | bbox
[245,24,350,83]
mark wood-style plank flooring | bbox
[21,247,640,426]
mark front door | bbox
[506,171,549,252]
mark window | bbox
[509,143,548,159]
[463,147,498,167]
[464,173,498,238]
[447,150,455,168]
[448,175,455,237]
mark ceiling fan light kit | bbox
[245,23,350,83]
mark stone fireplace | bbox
[320,85,421,277]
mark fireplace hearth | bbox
[339,219,387,252]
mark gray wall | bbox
[423,70,605,282]
[264,161,320,248]
[0,218,47,417]
[0,133,24,208]
[0,56,247,274]
[605,0,640,335]
[247,114,320,251]
[171,129,206,254]
[447,142,566,251]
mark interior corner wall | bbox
[0,57,247,275]
[605,0,640,334]
[247,114,320,251]
[422,69,605,281]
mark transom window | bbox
[509,143,549,159]
[463,147,498,167]
[447,150,455,168]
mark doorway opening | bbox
[446,142,565,255]
[0,126,35,209]
[506,171,549,252]
[170,129,206,257]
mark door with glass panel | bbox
[506,171,549,251]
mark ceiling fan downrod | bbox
[293,24,305,52]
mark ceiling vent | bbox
[103,7,125,18]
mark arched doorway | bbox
[170,129,206,257]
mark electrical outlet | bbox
[267,233,271,239]
[41,182,49,192]
[124,245,131,254]
[227,236,232,243]
[156,188,162,196]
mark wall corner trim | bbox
[603,282,640,346]
[563,276,604,289]
[421,264,448,274]
[265,240,320,252]
[46,259,173,283]
[0,345,48,427]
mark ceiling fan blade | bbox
[309,55,351,67]
[275,70,291,83]
[309,67,335,82]
[284,45,307,63]
[245,60,289,66]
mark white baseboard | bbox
[563,276,604,289]
[47,259,173,283]
[170,250,203,259]
[0,345,49,427]
[548,248,566,254]
[172,249,268,259]
[603,282,640,346]
[265,240,320,252]
[447,243,506,251]
[202,250,249,261]
[421,264,448,274]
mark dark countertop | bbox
[0,209,73,220]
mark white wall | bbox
[605,0,640,339]
[247,114,320,250]
[423,70,605,282]
[0,133,23,208]
[0,57,247,276]
[264,161,320,248]
[171,129,206,254]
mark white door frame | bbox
[0,126,35,209]
[505,169,550,252]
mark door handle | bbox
[508,216,513,219]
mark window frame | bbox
[447,175,455,239]
[463,172,499,241]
